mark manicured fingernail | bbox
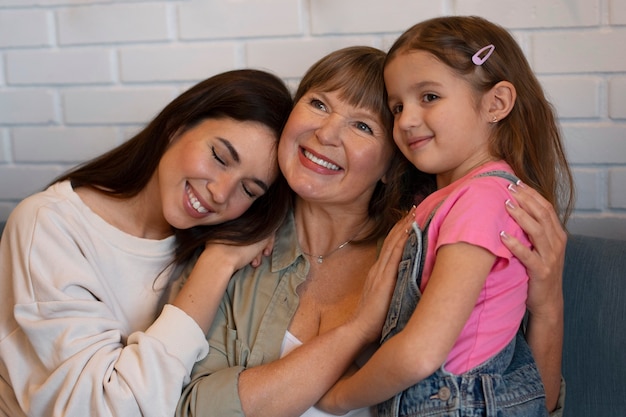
[516,179,526,188]
[505,199,516,210]
[508,183,517,193]
[500,230,509,240]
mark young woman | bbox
[0,69,293,417]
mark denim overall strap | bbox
[381,205,440,345]
[377,170,547,417]
[473,170,519,185]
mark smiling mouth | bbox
[185,183,209,214]
[407,135,433,149]
[302,149,341,171]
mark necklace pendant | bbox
[317,256,323,264]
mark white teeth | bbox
[186,184,209,214]
[303,149,340,171]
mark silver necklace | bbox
[301,224,367,264]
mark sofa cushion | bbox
[562,234,626,416]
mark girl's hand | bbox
[350,209,415,344]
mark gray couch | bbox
[562,234,626,416]
[0,221,624,415]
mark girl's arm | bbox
[501,182,565,412]
[318,242,494,414]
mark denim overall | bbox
[378,171,548,417]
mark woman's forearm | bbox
[172,253,235,334]
[525,300,564,411]
[501,182,566,411]
[238,320,372,417]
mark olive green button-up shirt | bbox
[177,211,310,416]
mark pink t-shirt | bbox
[414,161,531,374]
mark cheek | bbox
[280,110,303,144]
[356,146,393,180]
[392,124,404,147]
[277,137,293,174]
[194,198,251,227]
[225,199,254,221]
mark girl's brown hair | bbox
[386,16,574,224]
[295,46,435,242]
[53,69,294,266]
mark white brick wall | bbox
[1,0,625,239]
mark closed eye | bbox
[242,184,255,198]
[243,178,268,199]
[212,146,226,165]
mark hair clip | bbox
[472,44,495,65]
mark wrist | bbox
[527,305,563,336]
[196,248,238,276]
[344,314,380,347]
[528,298,563,323]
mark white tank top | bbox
[280,331,374,417]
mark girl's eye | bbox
[355,121,373,134]
[310,99,327,112]
[212,147,226,165]
[390,104,403,115]
[423,93,439,103]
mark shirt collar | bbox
[271,210,304,272]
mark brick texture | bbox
[0,0,624,239]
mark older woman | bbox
[176,46,565,417]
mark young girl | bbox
[317,16,573,416]
[0,69,293,417]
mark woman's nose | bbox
[315,114,343,146]
[207,174,236,205]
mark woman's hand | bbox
[247,234,276,268]
[500,181,565,411]
[202,235,274,271]
[173,236,274,334]
[350,209,415,344]
[501,182,566,317]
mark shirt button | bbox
[437,386,451,401]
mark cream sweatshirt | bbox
[0,181,208,417]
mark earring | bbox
[491,116,498,124]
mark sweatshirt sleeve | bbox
[1,200,209,417]
[176,298,246,417]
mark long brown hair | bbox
[53,69,294,266]
[294,46,435,242]
[386,16,574,224]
